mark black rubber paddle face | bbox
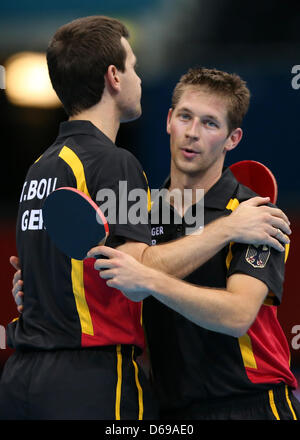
[43,188,108,260]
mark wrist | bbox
[215,215,234,245]
[145,268,169,297]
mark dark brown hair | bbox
[47,16,129,116]
[172,67,250,133]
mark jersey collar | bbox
[57,120,115,146]
[162,167,239,211]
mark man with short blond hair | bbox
[91,67,300,420]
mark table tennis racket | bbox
[229,160,278,204]
[42,187,109,260]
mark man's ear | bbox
[224,127,243,152]
[105,65,121,92]
[166,108,173,135]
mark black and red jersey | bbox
[143,167,297,416]
[7,120,151,351]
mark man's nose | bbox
[185,120,200,141]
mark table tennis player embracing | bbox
[2,18,293,420]
[89,68,300,420]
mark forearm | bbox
[143,272,254,337]
[142,216,232,278]
[92,246,268,329]
[141,195,291,277]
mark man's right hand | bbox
[227,196,291,252]
[10,256,24,313]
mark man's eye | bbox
[204,120,218,128]
[179,113,191,120]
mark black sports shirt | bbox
[7,120,151,351]
[143,167,297,417]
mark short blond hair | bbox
[172,67,250,133]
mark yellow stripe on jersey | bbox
[238,333,258,369]
[143,171,151,213]
[268,389,280,420]
[225,198,240,269]
[226,242,234,270]
[115,345,122,420]
[59,146,91,196]
[58,145,94,336]
[132,346,144,420]
[34,155,42,163]
[71,259,93,335]
[140,301,143,327]
[226,197,240,211]
[285,385,297,420]
[10,317,19,323]
[284,243,290,263]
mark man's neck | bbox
[69,95,120,143]
[168,163,223,216]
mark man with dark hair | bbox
[1,15,157,421]
[47,16,130,117]
[4,19,292,420]
[90,67,300,420]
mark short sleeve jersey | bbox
[143,167,297,415]
[7,121,151,351]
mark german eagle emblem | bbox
[245,244,270,268]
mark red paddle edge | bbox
[55,187,109,236]
[229,160,278,204]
